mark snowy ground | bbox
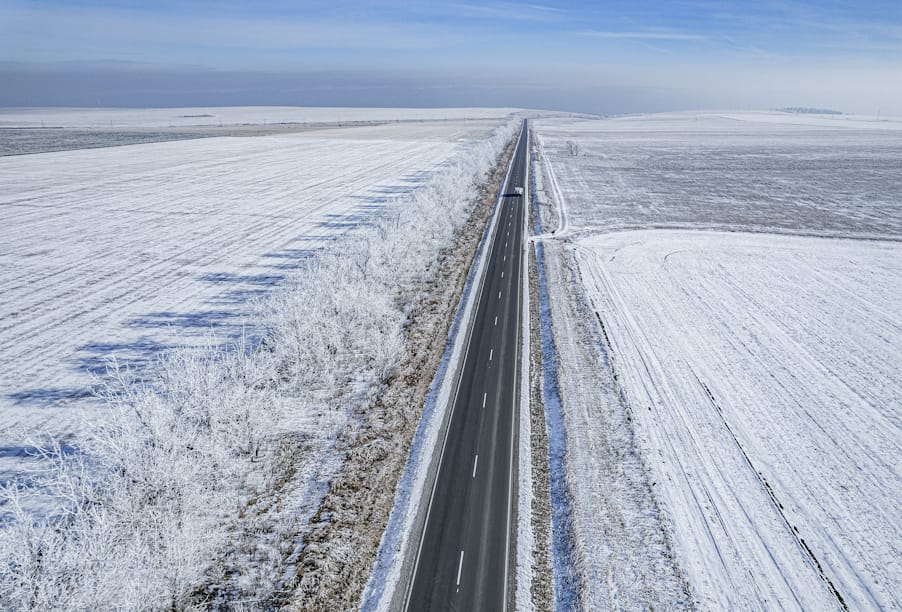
[0,109,519,609]
[0,113,507,478]
[576,231,901,610]
[0,129,214,156]
[0,107,522,156]
[532,112,902,610]
[0,106,518,129]
[537,111,902,238]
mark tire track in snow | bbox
[691,371,849,610]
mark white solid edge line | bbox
[515,133,533,611]
[403,123,523,611]
[502,123,527,612]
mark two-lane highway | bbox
[405,121,529,611]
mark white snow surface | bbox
[1,123,477,427]
[574,230,901,610]
[535,111,902,238]
[0,112,519,609]
[0,117,506,479]
[533,112,902,610]
[0,106,519,129]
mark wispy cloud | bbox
[523,4,567,13]
[578,30,706,41]
[0,5,454,61]
[450,2,567,21]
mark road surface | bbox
[405,121,528,611]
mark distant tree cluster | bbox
[778,107,843,115]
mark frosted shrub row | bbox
[0,119,518,610]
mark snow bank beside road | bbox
[576,230,902,610]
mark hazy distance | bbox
[2,1,900,115]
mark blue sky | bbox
[2,0,901,112]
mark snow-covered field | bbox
[1,118,499,439]
[0,106,518,129]
[0,107,522,155]
[537,111,902,238]
[576,231,901,609]
[532,112,902,610]
[0,109,517,608]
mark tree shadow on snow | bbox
[6,386,98,406]
[5,171,435,415]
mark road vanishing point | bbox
[405,120,529,611]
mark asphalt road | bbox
[405,121,528,611]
